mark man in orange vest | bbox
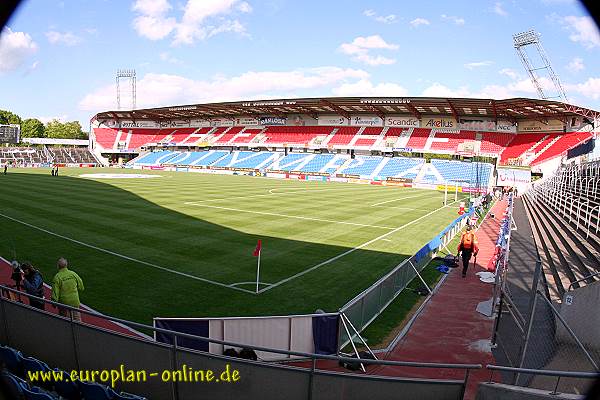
[457,225,478,278]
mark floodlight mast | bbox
[513,30,568,102]
[116,69,137,110]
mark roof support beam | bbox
[320,99,350,120]
[491,100,498,123]
[446,100,460,122]
[365,105,386,120]
[405,103,421,120]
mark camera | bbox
[10,261,23,287]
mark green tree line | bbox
[0,109,88,140]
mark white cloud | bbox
[499,68,520,80]
[159,52,183,64]
[410,18,430,27]
[339,35,399,66]
[45,31,82,46]
[363,9,397,24]
[174,0,251,44]
[464,61,493,69]
[332,79,408,97]
[493,2,508,16]
[131,0,251,45]
[132,0,172,16]
[79,67,369,111]
[422,83,471,98]
[0,28,38,73]
[441,14,465,25]
[566,57,584,73]
[133,15,177,40]
[565,78,600,100]
[562,16,600,48]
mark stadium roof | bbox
[92,96,600,123]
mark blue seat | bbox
[22,357,51,389]
[0,345,24,376]
[22,385,59,400]
[112,391,147,400]
[0,370,26,398]
[53,369,80,400]
[78,380,114,400]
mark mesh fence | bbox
[493,263,600,394]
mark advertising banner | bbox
[496,120,517,133]
[159,120,190,128]
[458,118,495,131]
[235,117,260,126]
[120,120,159,128]
[421,117,456,130]
[384,116,420,128]
[386,177,413,183]
[518,119,564,132]
[318,115,348,126]
[287,114,317,126]
[350,115,383,126]
[259,116,287,126]
[496,167,531,190]
[190,119,212,128]
[210,118,235,127]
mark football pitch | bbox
[0,168,469,325]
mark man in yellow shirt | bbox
[51,258,84,322]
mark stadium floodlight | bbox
[116,69,137,110]
[513,30,568,102]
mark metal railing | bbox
[0,284,482,400]
[486,364,600,395]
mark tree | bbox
[45,120,87,139]
[20,118,46,138]
[0,110,21,125]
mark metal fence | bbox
[338,210,473,348]
[0,285,481,400]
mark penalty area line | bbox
[259,198,463,294]
[0,212,255,295]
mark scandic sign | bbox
[385,117,419,127]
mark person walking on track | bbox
[457,225,478,278]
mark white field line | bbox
[184,203,396,230]
[259,198,463,293]
[229,281,273,287]
[185,186,390,205]
[370,193,431,207]
[0,212,255,295]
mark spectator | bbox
[51,258,84,322]
[457,225,479,278]
[21,262,45,310]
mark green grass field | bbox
[0,168,469,326]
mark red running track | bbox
[0,257,148,339]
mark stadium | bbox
[1,1,600,399]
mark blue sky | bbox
[0,0,599,127]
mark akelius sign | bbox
[422,117,456,129]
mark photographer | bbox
[20,262,45,310]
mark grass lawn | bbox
[0,167,470,327]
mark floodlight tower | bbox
[513,30,568,102]
[116,69,137,110]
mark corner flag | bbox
[254,240,262,293]
[253,240,262,257]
